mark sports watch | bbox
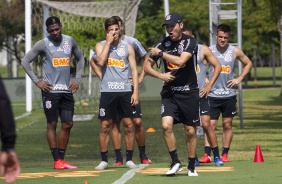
[158,50,163,58]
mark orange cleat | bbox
[199,153,211,163]
[221,153,231,162]
[62,160,78,169]
[141,158,152,164]
[54,159,65,170]
[113,161,123,166]
[140,155,152,164]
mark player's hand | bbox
[36,79,53,92]
[199,85,211,98]
[0,151,21,184]
[227,78,240,88]
[161,72,175,83]
[105,30,115,44]
[148,47,161,56]
[131,92,139,106]
[204,78,210,85]
[69,81,79,93]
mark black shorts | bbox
[161,91,200,126]
[199,97,210,116]
[99,92,136,120]
[42,92,74,123]
[209,96,237,120]
[113,101,142,122]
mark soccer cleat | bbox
[199,153,211,163]
[54,159,65,170]
[140,155,152,164]
[221,153,231,162]
[126,161,138,169]
[113,161,123,166]
[214,157,224,166]
[62,160,78,169]
[195,159,200,166]
[95,161,108,170]
[188,169,199,176]
[166,162,182,176]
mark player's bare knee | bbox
[61,122,73,130]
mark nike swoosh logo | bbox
[133,111,136,114]
[232,111,236,114]
[193,119,199,123]
[201,111,208,113]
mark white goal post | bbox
[25,0,141,112]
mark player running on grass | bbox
[145,13,199,176]
[21,16,85,170]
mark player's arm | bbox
[144,54,175,83]
[228,48,253,88]
[95,30,115,67]
[128,44,139,105]
[138,54,149,83]
[90,55,102,80]
[69,38,85,93]
[200,45,221,98]
[132,38,148,83]
[149,38,197,67]
[21,40,45,84]
[21,41,53,92]
[71,37,85,84]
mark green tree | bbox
[0,0,25,64]
[248,0,282,95]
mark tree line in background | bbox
[0,0,281,76]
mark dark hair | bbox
[217,24,231,33]
[104,17,119,30]
[111,16,123,25]
[182,27,192,32]
[45,16,61,27]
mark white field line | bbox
[112,164,148,184]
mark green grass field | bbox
[2,88,282,183]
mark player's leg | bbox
[221,96,236,162]
[161,93,182,176]
[178,92,200,176]
[132,103,151,164]
[221,117,233,162]
[111,120,123,165]
[42,92,63,169]
[185,125,199,176]
[95,92,117,170]
[119,92,138,169]
[57,93,77,169]
[201,114,223,166]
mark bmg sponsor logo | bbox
[52,58,70,67]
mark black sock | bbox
[195,154,198,161]
[101,151,108,162]
[58,148,65,160]
[126,150,133,162]
[222,147,230,155]
[138,146,146,158]
[211,146,220,158]
[114,149,123,162]
[188,157,196,171]
[50,148,59,161]
[169,150,180,163]
[205,146,212,156]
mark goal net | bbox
[30,0,141,120]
